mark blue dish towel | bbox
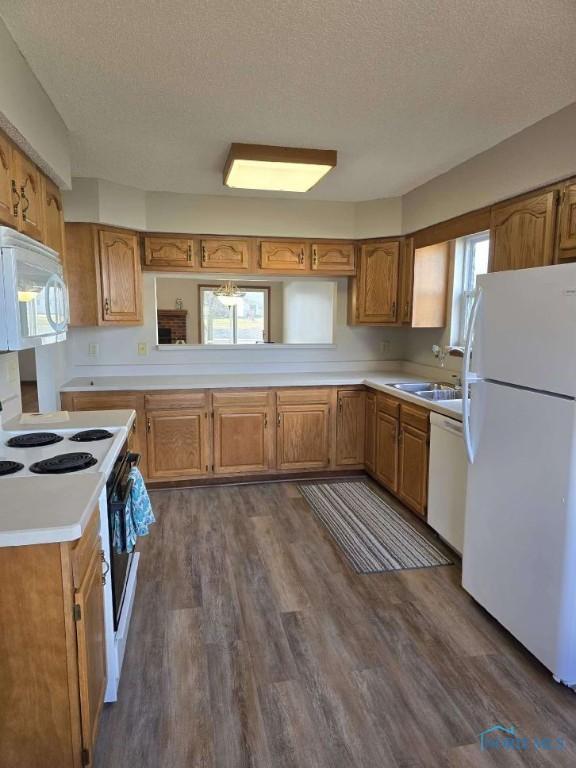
[113,467,155,554]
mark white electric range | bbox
[0,425,141,702]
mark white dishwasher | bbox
[428,412,468,555]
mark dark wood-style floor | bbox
[95,481,576,767]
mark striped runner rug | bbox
[298,480,452,573]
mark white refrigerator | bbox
[462,263,576,686]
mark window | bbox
[200,286,269,344]
[458,232,489,345]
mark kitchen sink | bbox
[391,382,457,393]
[416,389,463,401]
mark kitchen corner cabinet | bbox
[335,389,365,466]
[0,508,106,768]
[144,236,194,268]
[276,389,331,470]
[558,182,576,262]
[311,242,355,274]
[489,190,558,272]
[64,224,143,326]
[348,240,401,324]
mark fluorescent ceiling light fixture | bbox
[224,143,337,192]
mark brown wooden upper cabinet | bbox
[14,148,44,242]
[558,182,576,261]
[259,241,308,271]
[65,224,143,326]
[311,242,355,274]
[335,389,365,466]
[349,240,401,324]
[399,237,414,324]
[201,238,250,270]
[489,190,558,272]
[42,176,65,256]
[99,229,143,324]
[0,132,16,228]
[144,236,194,267]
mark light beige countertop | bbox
[0,410,135,547]
[61,372,464,421]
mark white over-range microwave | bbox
[0,226,68,351]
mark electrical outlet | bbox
[88,343,99,357]
[137,342,148,356]
[380,339,391,355]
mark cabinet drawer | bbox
[377,393,400,418]
[276,388,331,405]
[144,391,207,410]
[259,241,309,271]
[400,402,429,433]
[71,506,101,589]
[212,390,271,407]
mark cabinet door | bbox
[146,408,209,479]
[336,390,365,466]
[260,241,308,271]
[213,405,273,473]
[144,236,194,267]
[42,176,65,256]
[490,191,557,272]
[277,404,330,470]
[98,229,142,323]
[400,237,414,324]
[0,132,16,227]
[376,411,398,492]
[201,239,250,270]
[364,391,376,473]
[311,243,355,274]
[15,150,44,242]
[74,542,106,766]
[398,424,428,517]
[559,184,576,256]
[357,241,400,323]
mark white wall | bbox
[0,352,22,424]
[64,273,407,378]
[282,281,335,344]
[0,17,71,188]
[402,102,576,233]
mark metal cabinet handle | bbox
[277,413,281,426]
[391,301,396,317]
[101,550,110,584]
[264,414,268,428]
[299,248,304,264]
[187,243,193,261]
[20,187,29,221]
[202,245,207,263]
[338,397,343,413]
[147,418,151,433]
[312,246,318,268]
[104,298,110,314]
[11,180,20,216]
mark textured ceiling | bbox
[1,0,575,201]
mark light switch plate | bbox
[138,342,148,356]
[88,343,99,357]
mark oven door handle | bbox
[127,452,141,468]
[110,478,134,513]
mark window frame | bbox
[457,231,490,346]
[199,284,270,345]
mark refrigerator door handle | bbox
[463,286,483,464]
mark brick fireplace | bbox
[157,309,188,344]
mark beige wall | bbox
[0,17,71,187]
[402,102,576,233]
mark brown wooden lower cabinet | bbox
[335,389,365,466]
[375,410,399,492]
[61,386,431,517]
[0,508,105,768]
[146,408,209,480]
[277,403,331,470]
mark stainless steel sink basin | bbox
[391,382,456,393]
[415,389,463,401]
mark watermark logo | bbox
[479,724,566,752]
